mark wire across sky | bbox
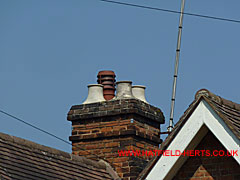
[97,0,240,24]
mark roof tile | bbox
[0,132,117,180]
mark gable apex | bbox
[140,89,240,180]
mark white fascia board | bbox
[146,100,240,180]
[146,101,206,180]
[202,100,240,164]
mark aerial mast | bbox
[168,0,186,132]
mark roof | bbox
[138,89,240,180]
[0,132,119,180]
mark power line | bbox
[0,109,110,161]
[0,109,72,145]
[98,0,240,24]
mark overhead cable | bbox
[0,109,72,145]
[98,0,240,24]
[0,109,109,160]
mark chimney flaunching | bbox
[67,71,165,180]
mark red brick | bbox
[104,122,119,127]
[105,142,119,148]
[204,171,211,177]
[113,125,127,131]
[102,148,112,153]
[199,165,205,170]
[136,142,144,149]
[112,162,123,168]
[116,167,130,173]
[82,134,96,139]
[118,173,123,178]
[78,150,91,156]
[193,170,205,177]
[113,157,129,163]
[86,123,101,128]
[72,125,85,129]
[118,120,131,125]
[101,127,113,132]
[85,144,104,149]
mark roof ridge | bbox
[0,132,107,170]
[195,89,240,112]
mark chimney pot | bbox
[132,85,148,103]
[115,81,135,99]
[83,84,105,104]
[97,70,116,100]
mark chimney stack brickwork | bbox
[68,99,164,180]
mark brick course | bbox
[68,99,165,180]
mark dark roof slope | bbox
[195,89,240,139]
[138,89,240,180]
[0,132,118,180]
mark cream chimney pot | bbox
[83,84,105,104]
[132,85,148,103]
[115,81,134,99]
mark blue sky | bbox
[0,0,240,153]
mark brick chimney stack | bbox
[67,71,165,180]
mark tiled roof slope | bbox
[0,132,118,180]
[165,89,240,148]
[195,89,240,139]
[138,89,240,180]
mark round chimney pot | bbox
[97,70,116,100]
[83,84,105,104]
[132,85,148,103]
[115,81,135,99]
